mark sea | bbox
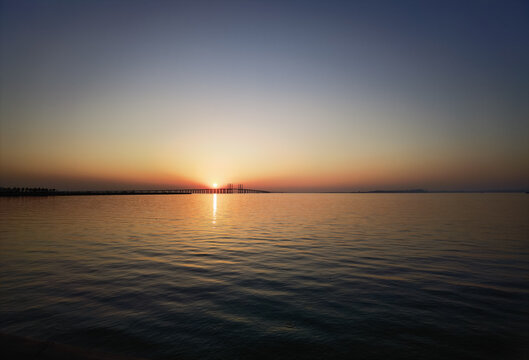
[1,194,528,359]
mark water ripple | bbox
[1,194,528,359]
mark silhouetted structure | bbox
[0,187,56,196]
[0,186,269,196]
[177,185,267,194]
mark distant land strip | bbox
[1,187,527,196]
[349,189,529,193]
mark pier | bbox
[168,187,268,194]
[0,185,269,197]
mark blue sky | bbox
[1,0,528,190]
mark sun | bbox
[212,183,218,188]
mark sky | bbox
[1,0,528,191]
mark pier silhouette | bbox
[0,185,269,196]
[130,184,269,195]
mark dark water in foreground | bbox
[1,194,528,359]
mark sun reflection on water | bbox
[212,194,217,224]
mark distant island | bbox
[353,189,427,193]
[350,189,527,193]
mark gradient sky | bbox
[1,0,528,191]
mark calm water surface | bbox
[1,194,528,359]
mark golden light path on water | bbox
[212,194,217,224]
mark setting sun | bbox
[212,183,218,188]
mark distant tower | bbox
[238,184,243,193]
[228,183,233,193]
